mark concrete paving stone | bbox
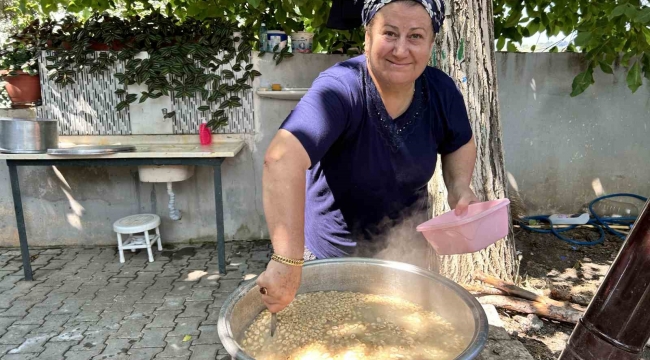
[177,270,209,283]
[177,302,208,319]
[151,277,177,288]
[86,311,127,332]
[64,348,104,360]
[67,329,113,352]
[159,267,185,278]
[40,249,62,255]
[68,309,104,325]
[185,260,208,270]
[0,272,16,282]
[201,308,219,326]
[155,336,191,358]
[113,292,145,306]
[189,345,222,360]
[130,304,159,317]
[0,274,23,292]
[156,298,185,312]
[89,272,118,283]
[113,319,151,339]
[192,275,219,289]
[167,318,203,338]
[1,352,37,359]
[50,281,84,294]
[0,304,31,318]
[31,255,55,265]
[131,328,172,349]
[127,347,164,359]
[138,291,168,305]
[192,326,219,346]
[214,280,241,293]
[51,325,88,342]
[30,314,72,335]
[32,292,70,308]
[133,272,158,284]
[5,333,56,354]
[70,286,104,301]
[0,297,19,311]
[0,325,40,345]
[207,293,230,309]
[14,305,58,325]
[166,284,192,297]
[40,260,69,270]
[21,285,55,299]
[52,299,86,316]
[251,251,270,262]
[0,318,19,336]
[145,311,182,329]
[36,341,77,360]
[187,289,213,302]
[94,337,133,359]
[112,268,140,279]
[0,345,14,356]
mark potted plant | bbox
[0,43,40,107]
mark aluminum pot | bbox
[0,118,58,154]
[218,258,489,359]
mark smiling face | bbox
[365,1,435,88]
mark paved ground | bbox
[0,241,532,359]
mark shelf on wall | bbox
[256,88,309,100]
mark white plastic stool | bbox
[113,214,162,263]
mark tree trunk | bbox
[426,0,517,283]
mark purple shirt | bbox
[280,55,472,259]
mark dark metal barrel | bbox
[560,199,650,360]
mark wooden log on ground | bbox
[474,271,567,307]
[476,295,583,324]
[462,284,507,296]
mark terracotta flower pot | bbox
[1,70,41,106]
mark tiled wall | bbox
[37,51,255,135]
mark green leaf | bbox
[530,45,536,52]
[637,8,650,24]
[198,105,210,111]
[114,89,126,95]
[643,28,650,46]
[571,67,595,97]
[507,41,518,52]
[245,64,253,71]
[574,31,592,47]
[182,335,192,342]
[599,61,613,74]
[610,4,632,19]
[627,61,643,93]
[247,0,261,8]
[222,70,234,79]
[164,111,176,119]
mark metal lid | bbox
[47,145,136,155]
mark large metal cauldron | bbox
[0,118,58,154]
[218,258,489,359]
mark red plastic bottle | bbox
[199,120,212,145]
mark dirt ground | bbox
[499,225,650,360]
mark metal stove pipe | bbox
[560,199,650,360]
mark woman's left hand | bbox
[448,186,479,216]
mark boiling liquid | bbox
[241,291,470,360]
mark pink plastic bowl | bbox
[416,198,511,255]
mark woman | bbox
[257,0,478,313]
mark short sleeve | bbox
[437,84,473,155]
[279,74,352,167]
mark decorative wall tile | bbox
[37,51,254,135]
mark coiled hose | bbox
[516,193,648,246]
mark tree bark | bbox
[427,0,517,283]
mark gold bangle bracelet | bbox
[271,253,304,267]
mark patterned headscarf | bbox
[361,0,446,34]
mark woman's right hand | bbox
[256,260,302,313]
